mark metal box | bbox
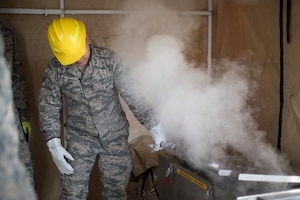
[158,154,300,200]
[159,155,215,200]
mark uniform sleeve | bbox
[11,31,30,122]
[113,55,158,130]
[38,60,62,141]
[2,23,30,122]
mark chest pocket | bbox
[60,73,83,102]
[92,69,115,98]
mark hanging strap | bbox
[277,0,284,152]
[277,0,292,151]
[286,0,291,43]
[140,168,159,198]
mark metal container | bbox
[158,154,300,200]
[159,154,214,200]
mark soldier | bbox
[38,17,166,200]
[0,33,37,200]
[0,21,34,185]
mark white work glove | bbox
[46,138,74,175]
[149,123,167,151]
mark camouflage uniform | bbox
[39,45,157,200]
[0,21,34,184]
[0,34,37,200]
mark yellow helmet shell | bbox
[47,17,86,65]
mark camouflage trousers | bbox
[61,125,132,200]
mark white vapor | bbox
[132,34,291,175]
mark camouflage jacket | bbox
[0,34,37,199]
[0,21,30,122]
[39,45,157,141]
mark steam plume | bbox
[132,34,290,175]
[117,0,291,175]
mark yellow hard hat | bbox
[47,17,86,65]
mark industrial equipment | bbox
[158,154,300,200]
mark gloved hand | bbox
[149,123,167,151]
[22,121,31,142]
[46,138,74,175]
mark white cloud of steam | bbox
[114,0,204,67]
[132,34,291,175]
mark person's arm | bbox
[3,24,31,141]
[38,60,62,141]
[113,55,157,129]
[38,60,74,174]
[113,55,166,151]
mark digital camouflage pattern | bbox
[39,44,157,199]
[0,21,34,184]
[61,126,132,199]
[0,34,37,200]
